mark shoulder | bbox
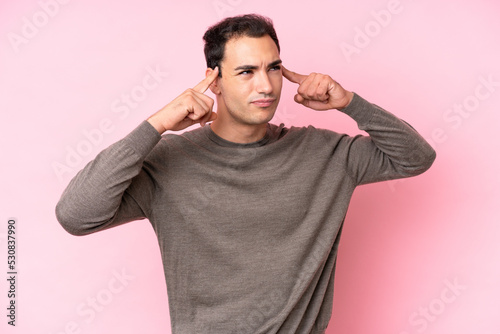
[153,126,208,148]
[141,126,207,166]
[269,123,346,143]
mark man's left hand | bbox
[282,66,354,111]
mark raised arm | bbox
[282,66,436,184]
[56,68,220,235]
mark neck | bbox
[210,117,268,144]
[210,102,268,144]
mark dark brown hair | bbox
[203,14,280,77]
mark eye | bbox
[270,65,281,71]
[239,70,253,75]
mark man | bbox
[56,14,435,334]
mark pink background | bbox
[1,0,499,333]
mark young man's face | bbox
[216,35,283,126]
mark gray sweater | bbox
[56,93,436,334]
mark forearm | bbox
[55,121,161,235]
[341,93,436,184]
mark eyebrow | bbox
[234,59,282,72]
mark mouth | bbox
[250,98,276,108]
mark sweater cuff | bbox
[338,92,376,128]
[123,120,162,158]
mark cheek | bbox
[232,81,252,98]
[272,75,283,91]
[221,83,247,104]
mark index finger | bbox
[282,66,307,85]
[193,66,219,93]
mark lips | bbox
[251,98,276,107]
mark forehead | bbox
[223,35,280,67]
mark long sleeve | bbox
[339,93,436,185]
[55,121,162,236]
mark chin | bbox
[252,110,277,125]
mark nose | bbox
[255,71,273,95]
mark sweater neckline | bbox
[204,124,273,148]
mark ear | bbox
[205,68,221,95]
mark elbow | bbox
[404,144,437,176]
[424,147,437,171]
[55,201,90,237]
[55,199,119,236]
[419,144,437,173]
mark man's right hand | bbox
[147,67,219,134]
